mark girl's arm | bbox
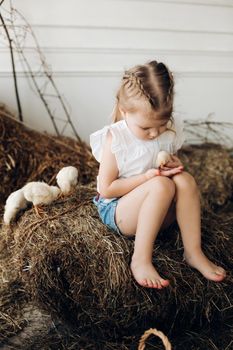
[98,132,182,198]
[98,131,151,198]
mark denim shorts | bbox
[93,194,122,235]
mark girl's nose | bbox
[149,129,158,138]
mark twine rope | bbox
[138,328,172,350]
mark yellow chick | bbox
[3,189,28,225]
[22,182,61,216]
[155,150,172,168]
[56,166,78,195]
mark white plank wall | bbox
[0,0,233,142]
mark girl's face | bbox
[123,111,168,141]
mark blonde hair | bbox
[112,60,174,125]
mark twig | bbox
[0,5,23,121]
[10,5,81,141]
[184,119,233,147]
[17,56,60,135]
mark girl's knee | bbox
[173,171,198,192]
[148,176,175,197]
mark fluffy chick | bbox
[155,150,172,168]
[22,182,60,216]
[56,166,78,195]
[3,189,28,225]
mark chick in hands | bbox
[156,150,184,174]
[155,151,172,169]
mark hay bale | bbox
[1,183,232,342]
[0,105,98,212]
[1,105,232,347]
[179,143,233,209]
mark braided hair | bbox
[112,60,174,124]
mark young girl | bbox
[90,60,226,289]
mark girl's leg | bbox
[115,176,176,289]
[172,172,226,282]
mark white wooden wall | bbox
[0,0,233,142]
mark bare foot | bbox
[184,250,226,282]
[131,257,169,289]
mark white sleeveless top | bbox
[90,117,185,192]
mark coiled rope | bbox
[138,328,172,350]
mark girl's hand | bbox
[145,165,183,179]
[145,168,160,179]
[160,155,183,170]
[159,166,183,177]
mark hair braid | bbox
[166,68,174,104]
[155,62,174,105]
[123,71,159,108]
[112,60,175,123]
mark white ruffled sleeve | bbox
[172,115,185,153]
[89,124,123,163]
[90,126,109,162]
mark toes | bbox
[147,279,154,288]
[213,273,226,282]
[161,279,170,287]
[140,279,160,289]
[152,279,169,289]
[152,280,159,289]
[207,269,226,282]
[140,278,170,289]
[213,275,225,282]
[216,267,226,276]
[135,272,170,289]
[210,266,226,281]
[140,279,148,287]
